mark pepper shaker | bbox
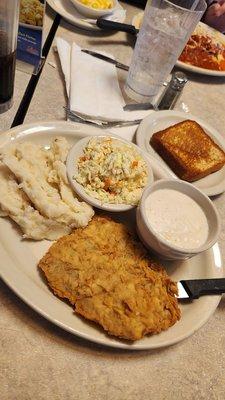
[158,71,188,110]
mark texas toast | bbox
[150,120,225,182]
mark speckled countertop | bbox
[1,3,225,400]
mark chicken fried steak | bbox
[38,216,180,341]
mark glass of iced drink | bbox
[0,1,20,114]
[125,0,206,103]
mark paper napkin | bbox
[56,37,153,139]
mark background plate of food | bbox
[0,121,223,350]
[19,0,45,29]
[132,13,225,77]
[47,0,126,31]
[177,22,225,76]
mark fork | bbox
[65,107,143,128]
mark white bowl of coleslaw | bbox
[66,135,154,212]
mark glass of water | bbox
[125,0,207,103]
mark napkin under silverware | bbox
[56,37,153,124]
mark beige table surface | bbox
[1,3,225,400]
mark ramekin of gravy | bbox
[136,179,220,260]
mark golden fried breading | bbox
[38,216,180,341]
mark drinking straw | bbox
[190,0,199,9]
[11,13,61,127]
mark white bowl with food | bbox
[66,135,154,212]
[69,0,118,18]
[136,179,220,260]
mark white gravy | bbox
[145,189,208,249]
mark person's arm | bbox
[202,0,225,32]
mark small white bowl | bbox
[136,179,220,260]
[66,135,154,212]
[69,0,118,19]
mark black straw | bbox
[11,13,61,128]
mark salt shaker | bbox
[158,71,188,110]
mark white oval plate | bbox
[132,14,225,77]
[47,0,126,31]
[66,135,154,212]
[0,121,223,350]
[136,110,225,197]
[176,59,225,77]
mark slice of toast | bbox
[150,120,225,182]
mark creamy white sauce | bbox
[145,189,208,249]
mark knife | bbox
[177,278,225,300]
[96,18,139,35]
[81,49,129,71]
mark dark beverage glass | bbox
[0,1,20,114]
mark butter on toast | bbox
[150,120,225,182]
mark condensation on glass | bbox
[125,0,207,103]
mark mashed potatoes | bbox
[75,137,148,205]
[0,137,94,240]
[0,162,71,240]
